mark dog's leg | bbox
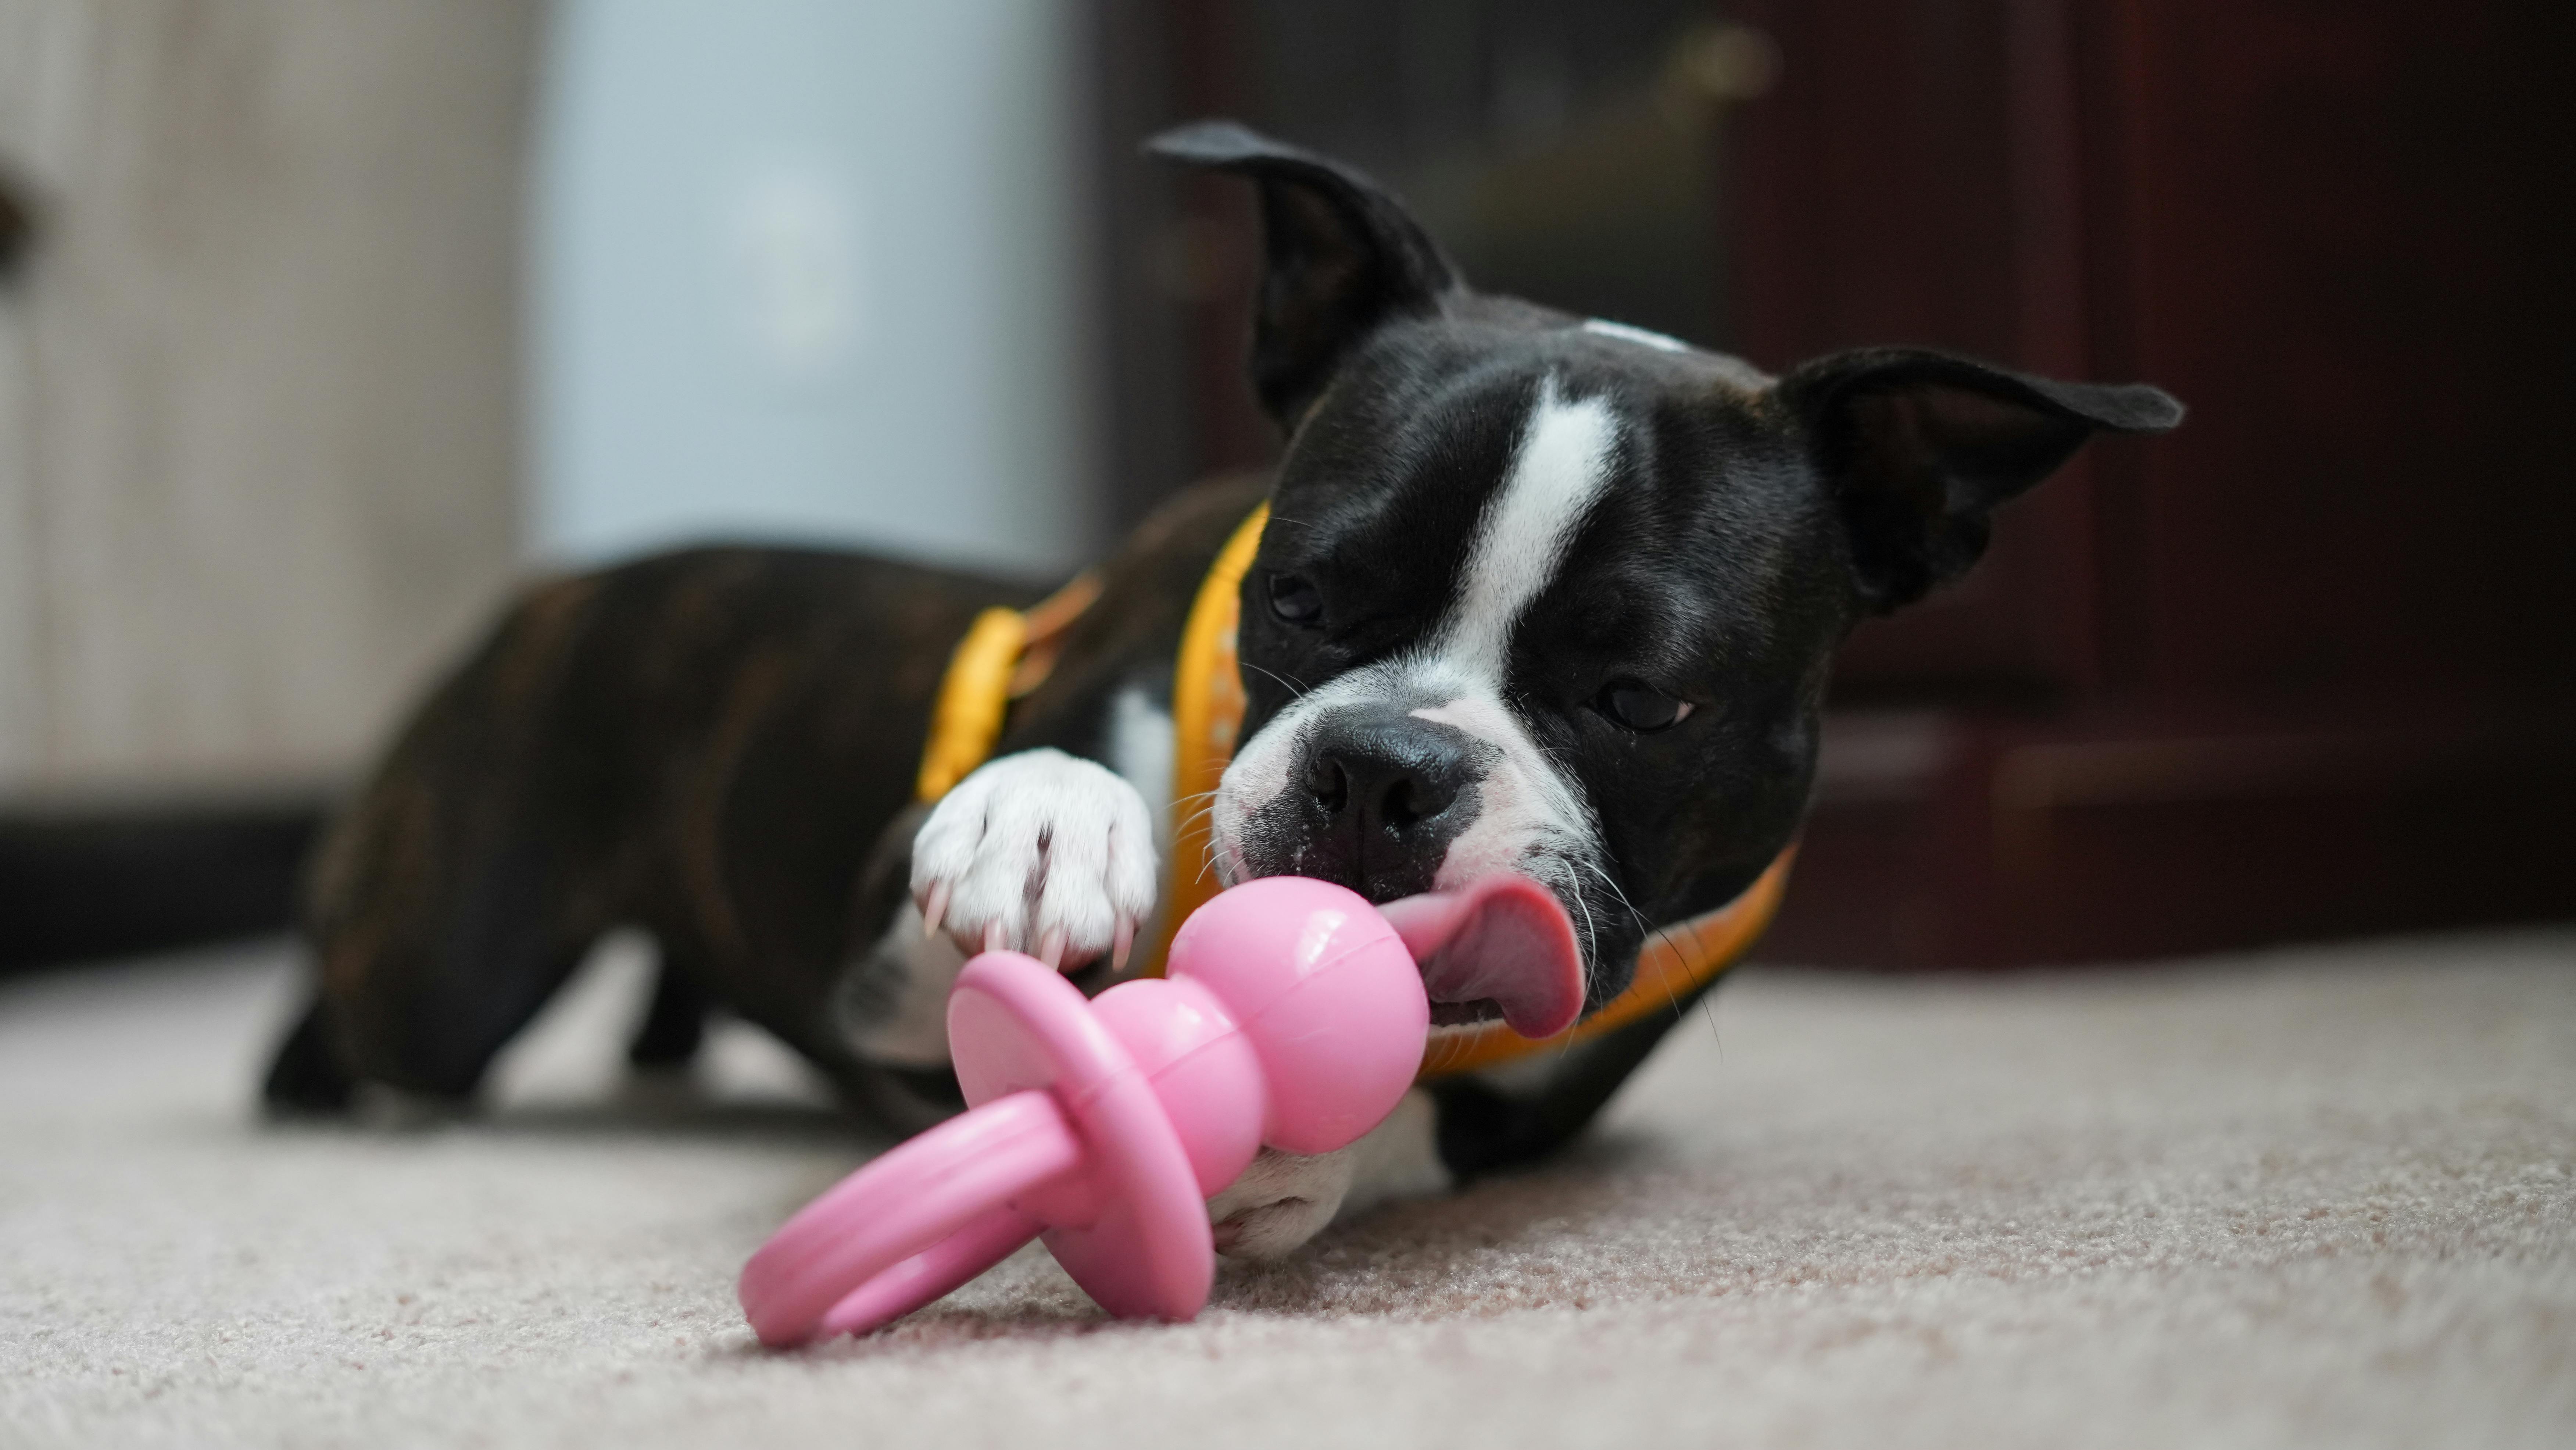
[627,954,709,1070]
[907,747,1159,968]
[276,922,599,1111]
[269,570,626,1112]
[334,913,600,1105]
[262,996,355,1113]
[1199,982,1725,1257]
[289,789,609,1107]
[1204,1088,1452,1259]
[824,801,966,1071]
[1426,977,1720,1178]
[834,896,970,1067]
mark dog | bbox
[264,121,2179,1262]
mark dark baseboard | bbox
[1765,703,2576,967]
[11,707,2564,979]
[0,791,328,975]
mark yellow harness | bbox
[917,506,1794,1079]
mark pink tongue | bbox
[1375,876,1585,1040]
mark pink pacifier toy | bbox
[738,873,1582,1345]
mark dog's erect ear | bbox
[1775,347,2183,612]
[1148,120,1459,426]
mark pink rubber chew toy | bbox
[737,873,1581,1344]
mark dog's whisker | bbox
[1574,855,1645,928]
[1240,662,1313,699]
[1564,854,1702,1026]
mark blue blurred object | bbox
[530,0,1098,576]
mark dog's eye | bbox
[1598,680,1692,732]
[1268,574,1323,625]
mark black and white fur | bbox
[877,123,2176,1255]
[266,121,2178,1266]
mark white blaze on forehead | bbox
[1210,378,1623,945]
[1440,382,1620,681]
[1406,380,1620,936]
[1582,318,1690,353]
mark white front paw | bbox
[1206,1091,1453,1261]
[1206,1147,1358,1261]
[910,748,1159,969]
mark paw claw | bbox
[1112,919,1135,974]
[908,748,1162,976]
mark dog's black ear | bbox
[1775,347,2183,612]
[1148,119,1459,425]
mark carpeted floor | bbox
[2,928,2570,1449]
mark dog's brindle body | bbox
[265,482,1260,1132]
[269,122,2177,1257]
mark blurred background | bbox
[0,0,2567,976]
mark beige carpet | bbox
[3,928,2571,1449]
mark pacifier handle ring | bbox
[946,953,1217,1321]
[738,1089,1081,1346]
[818,1203,1044,1339]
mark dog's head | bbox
[1155,122,2180,1029]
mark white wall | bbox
[530,0,1099,578]
[0,0,1099,795]
[0,0,533,795]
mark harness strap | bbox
[914,572,1102,803]
[1146,504,1273,976]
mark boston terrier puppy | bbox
[265,122,2179,1262]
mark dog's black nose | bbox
[1307,715,1469,831]
[1299,712,1478,898]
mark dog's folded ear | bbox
[1148,119,1459,426]
[1775,347,2183,612]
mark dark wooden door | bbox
[2082,1,2576,710]
[1116,0,2576,964]
[1736,0,2576,963]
